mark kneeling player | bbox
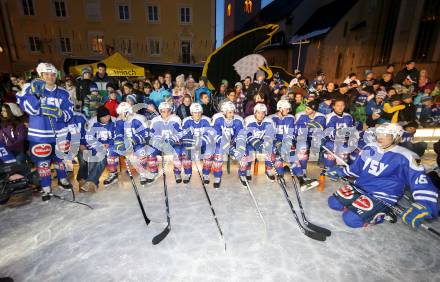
[327,123,438,228]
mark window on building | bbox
[180,7,191,23]
[412,0,440,61]
[181,40,191,63]
[119,38,132,55]
[60,37,71,53]
[28,36,41,52]
[147,5,159,22]
[90,34,104,53]
[118,4,130,20]
[335,53,343,79]
[148,39,160,56]
[377,0,400,64]
[86,0,101,20]
[22,0,35,16]
[54,0,67,17]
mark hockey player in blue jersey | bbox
[269,99,295,176]
[294,100,326,190]
[148,102,183,184]
[17,63,74,199]
[210,101,245,188]
[323,98,354,170]
[113,102,150,185]
[181,103,213,184]
[81,106,116,192]
[241,103,276,185]
[327,123,438,229]
[67,105,88,187]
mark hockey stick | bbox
[322,145,440,239]
[125,158,150,226]
[284,166,331,237]
[266,153,331,241]
[48,192,93,209]
[152,153,171,245]
[194,154,227,251]
[277,175,327,241]
[243,177,268,236]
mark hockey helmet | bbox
[190,103,203,113]
[277,99,291,110]
[36,63,57,76]
[253,103,267,114]
[158,102,172,111]
[221,101,236,113]
[375,122,404,141]
[116,102,133,115]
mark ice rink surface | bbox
[1,162,439,282]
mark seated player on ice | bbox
[149,102,183,184]
[210,101,245,188]
[181,103,213,184]
[80,106,116,192]
[327,123,438,229]
[294,100,326,190]
[269,99,295,177]
[113,102,150,185]
[240,103,276,185]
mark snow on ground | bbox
[0,161,439,282]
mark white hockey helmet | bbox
[375,122,404,141]
[190,103,203,113]
[116,102,133,115]
[221,101,236,114]
[158,102,172,111]
[253,103,267,114]
[36,63,57,76]
[277,99,291,110]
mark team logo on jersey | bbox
[352,195,373,211]
[57,140,71,153]
[336,185,354,199]
[32,144,52,157]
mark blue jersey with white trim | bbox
[85,117,116,153]
[341,143,438,217]
[295,112,326,139]
[212,113,244,145]
[67,112,88,146]
[17,84,73,143]
[269,113,295,142]
[150,114,182,143]
[182,116,212,145]
[244,115,275,144]
[114,114,149,146]
[325,111,354,140]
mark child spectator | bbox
[419,96,440,127]
[200,92,215,118]
[83,83,103,118]
[176,94,192,120]
[104,90,120,117]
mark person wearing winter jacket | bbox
[104,90,120,117]
[76,66,94,105]
[92,63,115,98]
[0,103,27,164]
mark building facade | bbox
[0,0,215,74]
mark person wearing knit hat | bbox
[81,66,92,76]
[194,76,212,102]
[83,82,103,118]
[80,105,116,192]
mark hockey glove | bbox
[401,202,432,229]
[41,104,62,119]
[326,166,345,181]
[251,139,263,152]
[30,79,46,96]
